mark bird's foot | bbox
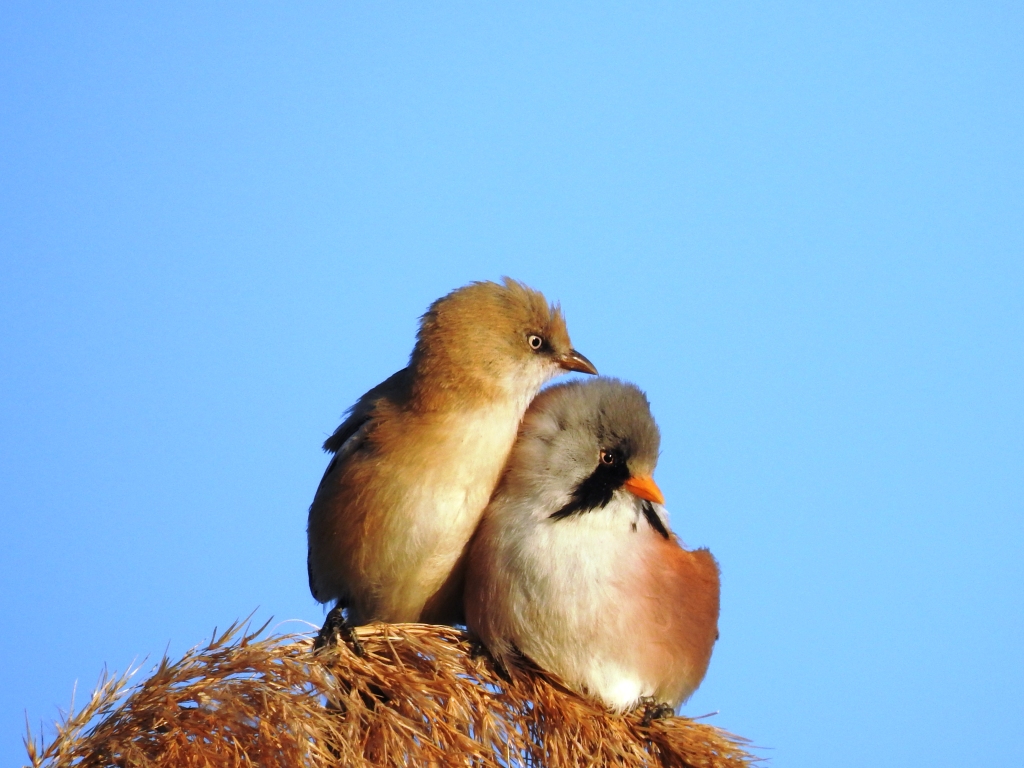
[468,636,490,660]
[638,697,675,726]
[467,638,513,682]
[313,605,365,656]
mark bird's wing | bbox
[322,367,412,454]
[314,367,413,497]
[308,367,413,603]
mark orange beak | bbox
[558,349,598,375]
[623,475,665,505]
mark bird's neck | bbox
[409,355,543,416]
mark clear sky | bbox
[1,3,1021,766]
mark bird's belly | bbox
[510,496,660,709]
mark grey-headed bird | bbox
[465,378,720,712]
[308,279,596,644]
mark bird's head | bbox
[411,278,596,408]
[506,378,667,527]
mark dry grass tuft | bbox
[25,621,757,768]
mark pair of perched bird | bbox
[306,279,720,712]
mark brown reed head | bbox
[25,621,757,768]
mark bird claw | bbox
[468,637,490,660]
[467,639,514,682]
[638,697,675,726]
[314,605,365,656]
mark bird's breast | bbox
[383,402,527,581]
[483,492,717,710]
[414,403,523,494]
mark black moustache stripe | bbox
[549,464,671,540]
[641,500,670,540]
[552,460,671,544]
[549,460,630,520]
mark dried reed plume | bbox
[25,621,757,768]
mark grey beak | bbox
[558,349,598,375]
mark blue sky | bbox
[1,3,1021,766]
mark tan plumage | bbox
[465,378,720,711]
[307,278,596,626]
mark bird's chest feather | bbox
[395,403,525,547]
[498,494,660,709]
[518,494,648,618]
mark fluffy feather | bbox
[308,279,595,625]
[465,378,720,711]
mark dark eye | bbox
[528,334,544,351]
[600,449,617,466]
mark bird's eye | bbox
[600,450,617,466]
[528,334,544,351]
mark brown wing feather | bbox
[308,368,412,603]
[639,541,721,705]
[322,367,412,453]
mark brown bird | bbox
[307,279,596,643]
[465,378,720,712]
